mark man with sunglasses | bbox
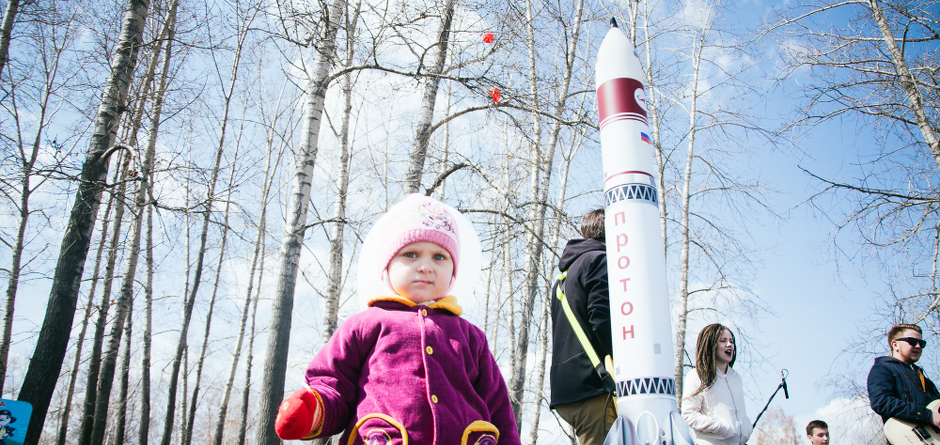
[868,324,940,432]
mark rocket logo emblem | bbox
[597,78,648,129]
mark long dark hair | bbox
[689,323,736,397]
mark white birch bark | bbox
[0,0,19,76]
[18,0,149,441]
[674,19,707,411]
[256,0,346,442]
[212,60,287,445]
[323,2,359,341]
[404,0,457,193]
[510,0,584,425]
[88,0,177,437]
[865,0,940,169]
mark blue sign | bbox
[0,399,31,445]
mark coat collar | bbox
[366,294,463,316]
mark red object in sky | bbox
[483,33,495,43]
[489,87,501,103]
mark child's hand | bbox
[275,388,322,440]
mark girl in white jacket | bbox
[681,324,752,445]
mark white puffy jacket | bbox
[681,367,752,445]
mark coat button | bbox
[426,346,433,355]
[431,395,438,403]
[422,309,428,316]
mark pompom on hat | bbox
[357,194,482,308]
[377,194,460,276]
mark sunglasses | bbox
[896,337,927,348]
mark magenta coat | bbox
[305,295,521,445]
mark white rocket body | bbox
[595,25,695,445]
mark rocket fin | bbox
[603,416,636,445]
[670,411,696,445]
[635,411,661,444]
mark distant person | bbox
[549,208,616,445]
[867,323,940,431]
[681,323,752,445]
[805,420,829,445]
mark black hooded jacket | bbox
[549,238,613,408]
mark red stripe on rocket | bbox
[595,21,696,445]
[598,78,648,129]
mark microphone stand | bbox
[752,369,789,429]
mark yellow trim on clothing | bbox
[428,296,462,315]
[366,294,463,315]
[346,413,409,445]
[461,420,499,445]
[303,388,326,440]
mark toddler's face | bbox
[387,241,454,303]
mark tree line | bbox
[0,0,936,443]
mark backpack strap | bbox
[555,271,617,395]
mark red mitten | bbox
[275,388,322,440]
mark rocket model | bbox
[596,20,695,445]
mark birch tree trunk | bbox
[239,267,264,445]
[256,1,346,442]
[212,64,285,445]
[324,2,360,340]
[509,0,544,424]
[138,6,181,440]
[18,1,149,441]
[55,170,118,445]
[0,5,74,394]
[112,299,133,445]
[139,186,155,444]
[674,24,705,411]
[510,0,583,425]
[527,120,584,445]
[88,0,176,433]
[157,2,236,440]
[404,0,457,193]
[866,0,940,169]
[0,0,19,76]
[77,149,130,445]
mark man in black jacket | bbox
[550,208,615,445]
[868,323,940,434]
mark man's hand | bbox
[275,389,322,440]
[931,409,940,428]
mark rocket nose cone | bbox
[595,27,643,88]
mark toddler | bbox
[275,194,520,445]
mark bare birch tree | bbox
[404,0,457,193]
[17,0,149,441]
[322,0,360,340]
[89,2,178,441]
[509,0,586,426]
[664,0,773,404]
[0,0,19,76]
[256,0,346,442]
[772,0,940,323]
[112,298,133,445]
[0,0,81,397]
